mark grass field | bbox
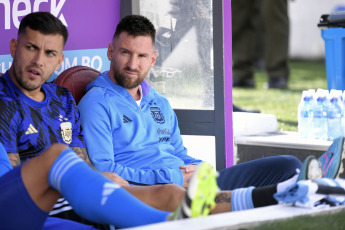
[232,60,328,132]
[252,208,345,230]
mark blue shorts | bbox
[0,164,48,230]
[0,165,97,230]
[43,217,97,230]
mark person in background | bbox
[232,0,290,89]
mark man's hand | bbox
[69,147,129,186]
[180,164,198,188]
[180,164,198,173]
[101,172,129,187]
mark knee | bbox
[49,143,69,155]
[50,143,69,151]
[41,143,69,163]
[279,155,302,172]
[285,155,302,168]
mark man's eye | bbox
[47,52,56,57]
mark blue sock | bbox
[231,186,255,211]
[48,148,170,228]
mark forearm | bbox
[69,147,129,185]
[96,160,184,186]
[70,147,93,167]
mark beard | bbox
[113,67,146,89]
[12,60,41,91]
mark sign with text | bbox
[0,0,120,81]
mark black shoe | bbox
[264,77,288,89]
[233,104,260,113]
[233,77,256,88]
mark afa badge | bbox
[150,107,165,124]
[60,122,72,144]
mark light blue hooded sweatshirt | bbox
[79,73,201,186]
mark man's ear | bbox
[151,50,157,68]
[9,39,18,58]
[107,42,114,61]
[55,53,65,71]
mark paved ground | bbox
[126,204,345,230]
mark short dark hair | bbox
[18,12,68,46]
[114,15,156,46]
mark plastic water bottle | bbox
[332,89,344,133]
[328,90,343,140]
[332,90,345,135]
[342,90,345,134]
[312,89,328,140]
[298,90,314,138]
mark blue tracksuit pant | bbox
[217,155,302,190]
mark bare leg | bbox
[21,143,68,212]
[124,184,232,214]
[211,191,232,213]
[124,184,185,211]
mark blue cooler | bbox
[319,12,345,90]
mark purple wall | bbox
[0,0,121,54]
[0,0,121,80]
[224,0,234,167]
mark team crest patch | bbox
[60,122,72,144]
[150,107,165,124]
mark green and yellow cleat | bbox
[169,162,219,220]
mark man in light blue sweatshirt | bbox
[79,15,302,190]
